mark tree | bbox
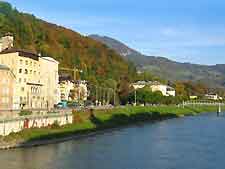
[175,82,187,96]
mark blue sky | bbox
[5,0,225,65]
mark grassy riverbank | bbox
[0,105,222,148]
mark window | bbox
[19,69,22,73]
[24,78,27,83]
[25,69,28,74]
[3,88,9,95]
[20,59,23,65]
[1,97,9,104]
[25,60,28,65]
[2,78,6,84]
[19,78,22,83]
[30,70,32,74]
[21,87,25,92]
[34,71,36,75]
[30,61,32,66]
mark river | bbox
[1,113,225,169]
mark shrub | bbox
[19,110,32,116]
[72,109,83,123]
[51,120,60,129]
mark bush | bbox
[72,109,83,123]
[19,110,32,116]
[51,120,60,129]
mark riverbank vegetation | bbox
[0,105,223,147]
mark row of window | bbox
[31,87,41,94]
[1,88,9,95]
[18,78,41,84]
[18,68,40,75]
[0,97,9,104]
[21,86,42,93]
[19,59,40,67]
[20,96,45,102]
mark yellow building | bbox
[0,64,15,110]
[0,48,60,110]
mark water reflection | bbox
[1,113,225,169]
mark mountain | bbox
[0,2,136,84]
[89,35,148,66]
[89,35,225,88]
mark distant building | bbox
[0,33,14,52]
[60,80,74,101]
[132,81,148,90]
[0,64,15,110]
[190,95,198,100]
[131,81,176,97]
[73,80,88,102]
[205,93,221,100]
[0,35,60,110]
[59,80,88,102]
[150,82,176,97]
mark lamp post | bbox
[134,89,137,106]
[73,67,83,81]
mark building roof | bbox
[0,48,40,61]
[0,64,10,70]
[41,57,59,64]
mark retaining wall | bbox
[0,113,73,136]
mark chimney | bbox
[0,33,14,52]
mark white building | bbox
[59,80,88,102]
[0,34,14,52]
[60,80,74,101]
[131,81,176,97]
[205,93,221,100]
[132,81,148,90]
[150,84,176,97]
[74,80,88,102]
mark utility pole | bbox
[114,88,116,106]
[73,67,76,81]
[95,86,98,106]
[134,89,137,106]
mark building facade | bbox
[131,81,176,97]
[150,84,176,97]
[59,80,88,102]
[0,64,15,110]
[204,94,221,100]
[0,34,14,52]
[60,80,74,101]
[0,35,60,110]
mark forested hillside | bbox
[0,2,136,85]
[90,35,225,89]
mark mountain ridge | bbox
[89,34,225,88]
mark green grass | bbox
[1,105,223,145]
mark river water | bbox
[1,113,225,169]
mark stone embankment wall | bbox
[0,113,73,136]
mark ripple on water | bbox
[1,113,225,169]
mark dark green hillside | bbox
[0,1,136,84]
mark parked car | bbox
[56,101,68,109]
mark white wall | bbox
[0,113,73,136]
